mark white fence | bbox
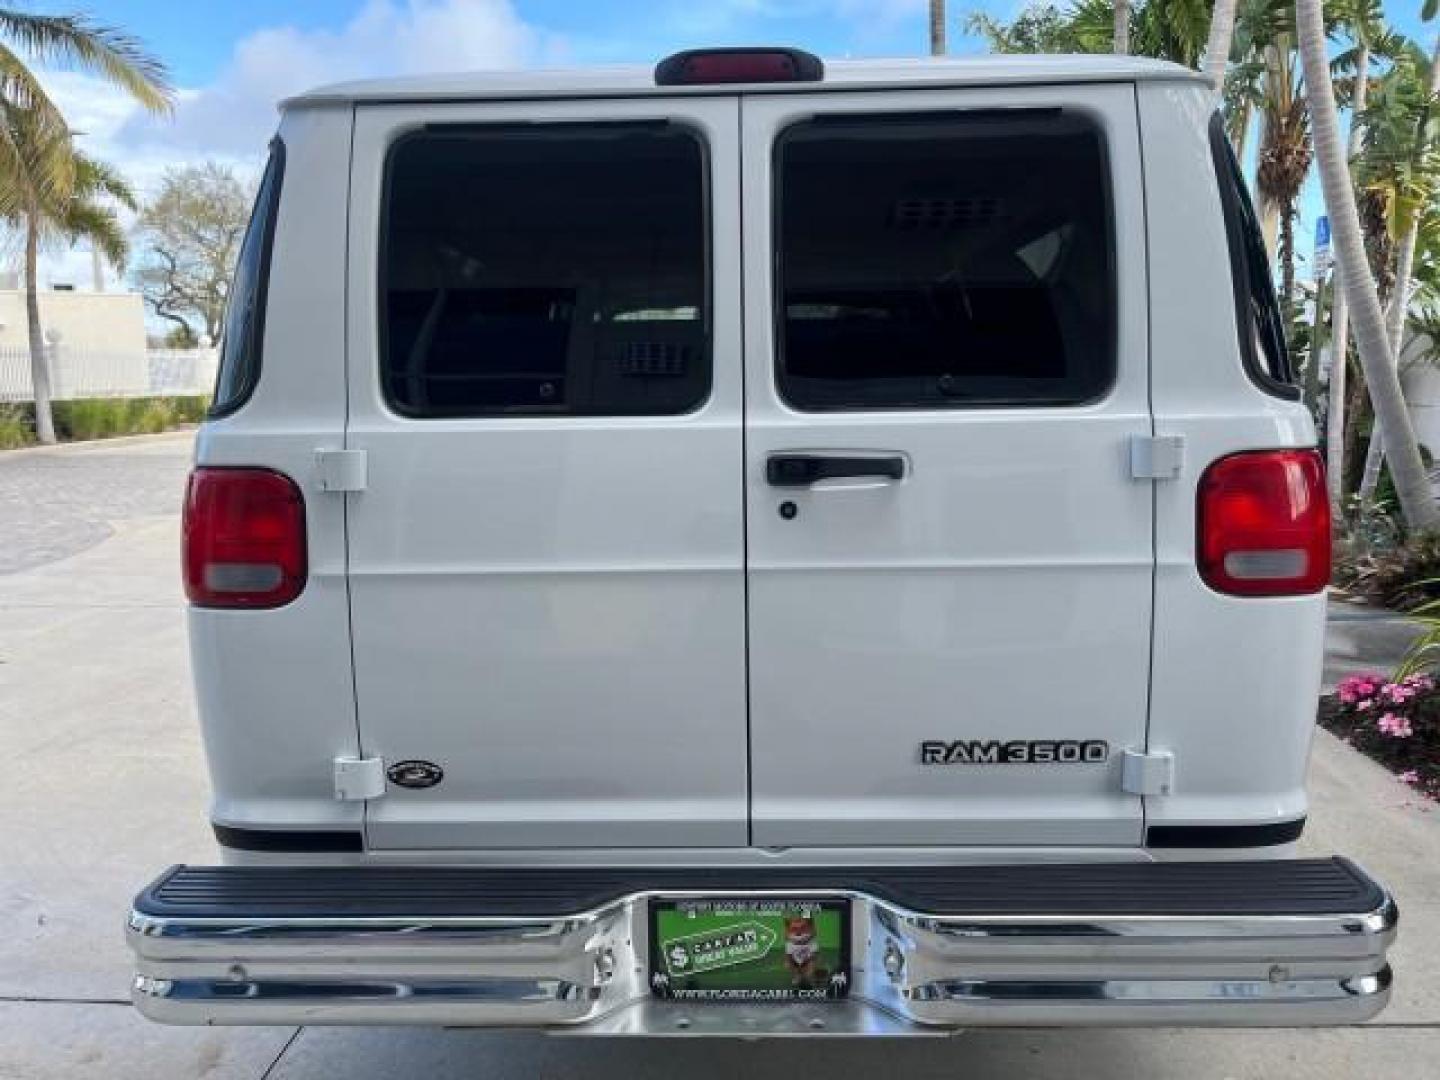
[0,345,217,403]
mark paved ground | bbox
[1,431,1437,1079]
[0,435,192,574]
[1323,600,1425,688]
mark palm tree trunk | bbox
[1328,257,1351,509]
[1344,358,1370,494]
[1358,241,1422,499]
[1296,0,1438,530]
[1326,43,1369,510]
[1259,200,1281,259]
[1257,46,1285,258]
[24,217,56,445]
[1113,0,1130,54]
[1280,203,1297,312]
[929,0,946,55]
[1356,38,1440,502]
[1232,102,1253,159]
[1303,277,1325,415]
[1202,0,1237,94]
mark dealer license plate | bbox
[648,897,851,1003]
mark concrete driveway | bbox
[2,431,1437,1079]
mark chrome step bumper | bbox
[127,859,1395,1031]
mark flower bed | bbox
[1318,672,1440,800]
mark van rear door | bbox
[741,85,1153,846]
[344,97,747,849]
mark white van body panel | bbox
[182,60,1320,859]
[344,97,749,849]
[1138,82,1324,832]
[189,105,360,834]
[289,54,1204,108]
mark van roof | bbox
[285,53,1205,109]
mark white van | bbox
[129,48,1394,1031]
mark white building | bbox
[0,286,151,400]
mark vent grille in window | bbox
[890,197,1006,230]
[620,342,690,377]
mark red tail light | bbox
[183,467,307,609]
[1197,449,1330,597]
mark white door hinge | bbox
[1120,748,1175,796]
[315,448,368,493]
[334,756,385,800]
[1130,435,1185,481]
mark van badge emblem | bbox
[920,740,1109,765]
[387,760,444,789]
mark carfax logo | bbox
[920,739,1109,765]
[662,922,778,976]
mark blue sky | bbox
[16,0,1440,286]
[48,1,967,82]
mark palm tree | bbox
[1256,40,1313,307]
[1223,0,1287,158]
[0,10,169,201]
[1341,182,1400,492]
[0,110,136,443]
[1203,0,1239,94]
[930,0,947,54]
[1324,0,1396,507]
[1225,58,1266,156]
[1354,40,1440,499]
[0,10,169,443]
[966,0,1213,64]
[1296,0,1438,529]
[1384,40,1440,352]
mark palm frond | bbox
[0,96,73,210]
[0,9,172,114]
[57,198,126,271]
[0,44,70,191]
[73,152,136,211]
[0,42,62,121]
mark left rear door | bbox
[345,96,748,849]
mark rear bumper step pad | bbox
[129,858,1395,1031]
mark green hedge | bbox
[0,405,28,450]
[0,396,209,449]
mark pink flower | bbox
[1381,683,1414,703]
[1377,713,1414,738]
[1356,698,1376,711]
[1399,769,1421,785]
[1338,673,1386,703]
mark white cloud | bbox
[28,0,554,287]
[148,0,553,159]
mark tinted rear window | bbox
[775,111,1115,411]
[210,140,284,418]
[381,124,709,417]
[1209,114,1295,397]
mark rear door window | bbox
[381,123,709,417]
[774,111,1114,411]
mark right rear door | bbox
[741,85,1155,847]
